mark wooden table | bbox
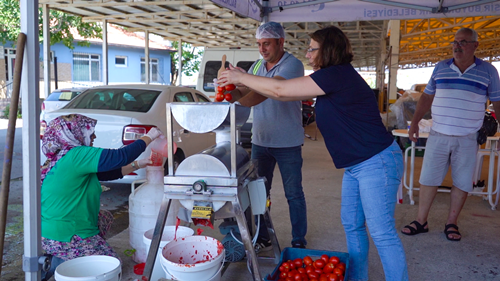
[392,129,500,210]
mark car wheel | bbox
[164,154,181,176]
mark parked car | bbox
[40,87,87,120]
[410,83,427,92]
[302,99,316,126]
[40,84,216,183]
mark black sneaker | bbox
[292,241,306,249]
[254,238,272,253]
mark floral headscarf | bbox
[40,114,97,184]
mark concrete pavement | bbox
[2,120,500,280]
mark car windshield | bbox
[65,88,161,112]
[46,90,80,101]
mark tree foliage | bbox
[0,0,101,48]
[170,41,203,85]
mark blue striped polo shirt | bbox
[424,57,500,136]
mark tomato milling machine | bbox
[142,102,281,281]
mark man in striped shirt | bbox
[401,27,500,241]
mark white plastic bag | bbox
[418,119,433,133]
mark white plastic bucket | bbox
[160,236,225,281]
[143,226,194,281]
[54,255,121,281]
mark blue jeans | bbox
[252,144,307,245]
[341,141,408,281]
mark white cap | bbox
[256,22,285,39]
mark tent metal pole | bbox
[20,0,42,280]
[145,30,150,84]
[102,20,108,85]
[42,4,51,99]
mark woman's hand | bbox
[145,127,163,141]
[136,157,152,169]
[219,65,246,87]
[140,127,164,146]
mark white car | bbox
[40,84,216,183]
[40,88,87,120]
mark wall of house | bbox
[1,41,172,110]
[48,42,172,86]
[0,58,7,99]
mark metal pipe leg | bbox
[142,197,172,281]
[233,200,262,281]
[409,142,415,205]
[262,209,281,264]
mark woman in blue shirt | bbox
[220,26,408,281]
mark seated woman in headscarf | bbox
[40,114,162,278]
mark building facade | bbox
[0,25,174,100]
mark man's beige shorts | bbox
[419,130,478,192]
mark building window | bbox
[115,56,127,67]
[73,53,100,82]
[141,58,159,83]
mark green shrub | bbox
[2,105,22,119]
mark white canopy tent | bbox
[19,1,500,280]
[213,0,500,21]
[212,0,500,102]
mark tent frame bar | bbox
[265,0,338,14]
[361,0,499,13]
[264,0,500,17]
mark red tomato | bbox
[336,263,346,271]
[323,263,335,274]
[333,268,344,276]
[314,259,326,269]
[293,258,304,268]
[314,268,323,275]
[308,272,319,279]
[319,275,328,281]
[297,267,306,274]
[224,93,232,101]
[294,273,302,281]
[338,275,344,281]
[215,92,225,102]
[303,256,313,267]
[320,254,329,263]
[305,265,315,274]
[280,271,289,279]
[329,256,340,265]
[225,84,236,91]
[288,270,298,278]
[217,86,225,93]
[327,274,339,281]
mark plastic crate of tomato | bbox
[264,247,349,281]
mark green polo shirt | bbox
[41,146,104,242]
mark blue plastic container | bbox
[264,247,349,281]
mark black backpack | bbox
[477,112,498,145]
